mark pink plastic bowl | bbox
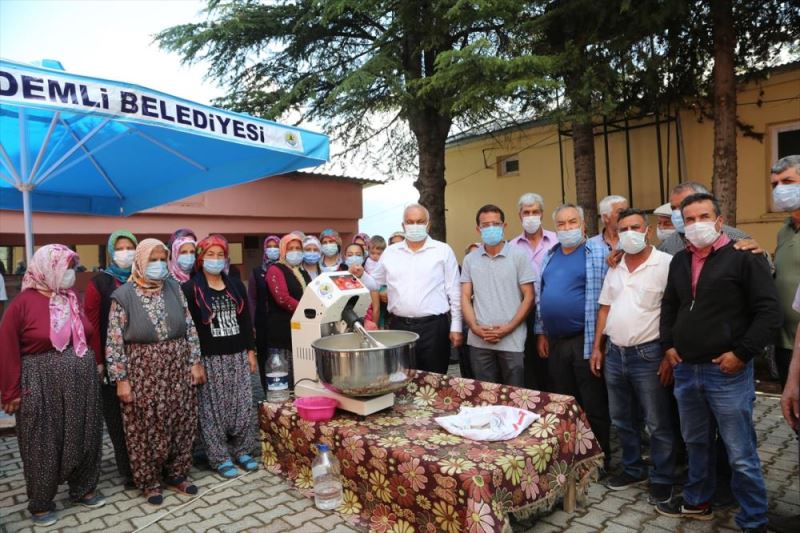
[294,397,338,422]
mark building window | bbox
[770,121,800,212]
[496,155,520,177]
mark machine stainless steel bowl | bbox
[311,330,418,397]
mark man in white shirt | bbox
[590,208,677,504]
[370,204,463,373]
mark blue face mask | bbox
[480,226,504,246]
[177,253,195,272]
[321,243,339,257]
[556,228,584,248]
[304,251,321,264]
[203,258,226,275]
[773,183,800,212]
[345,255,364,267]
[286,250,304,266]
[671,209,685,234]
[145,260,168,280]
[266,247,280,261]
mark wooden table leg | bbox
[563,471,576,513]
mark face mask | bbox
[145,260,168,280]
[113,250,135,269]
[684,220,720,249]
[345,255,364,267]
[619,230,647,254]
[286,250,304,266]
[522,215,541,234]
[556,228,584,248]
[404,224,428,242]
[266,247,280,261]
[60,268,76,289]
[772,183,800,212]
[303,251,321,264]
[177,253,195,272]
[656,227,676,242]
[480,226,504,246]
[202,258,225,275]
[671,209,685,234]
[321,243,339,257]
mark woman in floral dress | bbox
[106,238,206,505]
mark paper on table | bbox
[434,405,540,441]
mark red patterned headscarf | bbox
[21,244,88,357]
[192,235,245,324]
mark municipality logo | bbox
[285,132,299,147]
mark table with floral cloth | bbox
[259,371,603,533]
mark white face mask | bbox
[684,220,721,249]
[113,249,135,269]
[404,224,428,242]
[619,230,647,255]
[656,227,676,242]
[521,215,541,234]
[60,268,76,289]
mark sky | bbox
[0,0,417,238]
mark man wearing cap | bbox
[653,203,677,244]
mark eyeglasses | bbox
[478,222,504,229]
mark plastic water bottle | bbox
[266,350,290,403]
[312,444,343,510]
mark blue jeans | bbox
[605,341,676,485]
[673,361,767,529]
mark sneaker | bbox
[31,510,58,527]
[73,492,106,509]
[606,471,647,490]
[656,496,712,521]
[647,483,673,504]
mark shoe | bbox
[165,476,198,496]
[216,460,239,479]
[656,496,712,521]
[145,488,163,506]
[647,483,673,504]
[31,511,58,527]
[73,492,106,508]
[236,454,259,472]
[768,513,800,533]
[606,471,647,490]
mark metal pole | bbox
[624,116,633,207]
[557,125,566,203]
[655,110,665,203]
[22,185,33,264]
[675,110,685,183]
[603,116,611,195]
[665,106,672,198]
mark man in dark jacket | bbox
[657,193,780,533]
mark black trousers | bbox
[389,314,451,374]
[548,334,611,459]
[101,381,132,482]
[777,347,792,388]
[524,316,549,391]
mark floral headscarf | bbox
[262,235,281,270]
[303,235,321,253]
[130,239,169,294]
[21,244,88,357]
[192,235,245,324]
[352,232,370,245]
[279,234,308,289]
[167,228,197,250]
[168,236,197,283]
[105,230,138,283]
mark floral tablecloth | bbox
[259,371,603,533]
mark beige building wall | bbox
[444,64,800,260]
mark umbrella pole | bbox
[22,185,33,264]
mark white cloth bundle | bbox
[434,405,540,441]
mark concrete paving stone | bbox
[241,503,293,524]
[155,510,205,530]
[182,511,235,532]
[75,502,119,524]
[312,513,350,530]
[606,509,651,529]
[283,505,326,527]
[601,523,638,533]
[259,491,296,509]
[573,508,616,528]
[519,522,563,533]
[592,494,632,514]
[552,523,596,533]
[286,496,316,512]
[234,518,293,533]
[199,487,245,506]
[328,524,361,533]
[538,509,575,528]
[224,500,271,522]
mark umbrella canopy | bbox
[0,58,329,261]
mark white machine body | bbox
[291,272,394,415]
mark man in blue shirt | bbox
[535,203,611,461]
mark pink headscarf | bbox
[21,244,89,357]
[168,235,196,283]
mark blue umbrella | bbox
[0,58,329,261]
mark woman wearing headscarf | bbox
[183,235,258,478]
[352,232,370,248]
[167,228,197,251]
[301,235,322,280]
[0,245,105,526]
[84,230,138,488]
[168,236,197,284]
[265,234,311,384]
[319,228,343,272]
[248,235,280,393]
[105,239,204,505]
